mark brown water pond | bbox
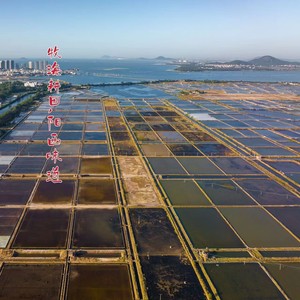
[73,209,123,248]
[66,264,133,300]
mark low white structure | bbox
[24,81,38,87]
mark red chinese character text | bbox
[48,95,60,107]
[47,115,62,131]
[46,148,62,164]
[47,61,62,76]
[47,133,61,146]
[46,166,62,184]
[48,79,61,93]
[47,46,62,59]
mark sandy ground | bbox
[118,157,161,206]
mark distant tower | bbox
[42,60,47,71]
[3,60,8,70]
[33,61,39,70]
[28,61,33,69]
[8,60,15,70]
[38,60,43,70]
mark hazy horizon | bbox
[1,55,300,63]
[1,0,300,60]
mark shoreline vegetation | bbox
[0,82,75,137]
[0,88,47,137]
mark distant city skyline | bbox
[1,0,300,60]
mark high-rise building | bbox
[0,60,15,70]
[33,61,39,70]
[38,60,42,70]
[43,60,47,71]
[8,60,15,70]
[3,60,8,70]
[28,61,33,69]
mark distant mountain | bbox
[206,61,223,64]
[249,55,300,66]
[225,56,300,66]
[227,60,250,65]
[154,56,174,60]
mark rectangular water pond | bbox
[72,209,123,248]
[59,131,83,141]
[130,208,182,255]
[20,143,50,156]
[32,180,75,204]
[177,157,223,175]
[151,124,175,131]
[0,264,63,300]
[252,146,296,156]
[140,256,205,300]
[107,123,127,131]
[7,157,45,174]
[113,141,138,155]
[196,180,256,206]
[141,144,172,157]
[45,157,79,174]
[131,124,152,131]
[80,157,113,175]
[13,209,70,248]
[110,132,131,141]
[157,131,186,143]
[66,264,133,300]
[0,143,24,155]
[267,207,300,238]
[236,137,276,147]
[0,208,23,247]
[0,179,36,205]
[236,179,300,205]
[55,143,81,155]
[78,179,116,204]
[174,208,243,249]
[62,123,84,131]
[82,143,109,156]
[267,161,300,173]
[220,207,300,247]
[208,251,251,258]
[160,180,211,206]
[85,123,105,131]
[263,263,300,300]
[167,143,202,156]
[181,131,216,142]
[144,116,167,123]
[148,158,187,175]
[211,157,262,175]
[204,263,284,300]
[135,131,160,142]
[260,251,300,258]
[195,143,235,156]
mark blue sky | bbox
[1,0,300,60]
